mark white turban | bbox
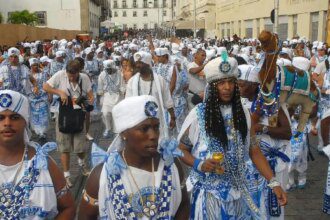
[238,64,259,83]
[292,57,310,72]
[112,95,159,134]
[0,90,30,143]
[133,51,152,66]
[8,47,20,57]
[204,52,239,83]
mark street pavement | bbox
[38,118,330,219]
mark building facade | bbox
[174,0,217,38]
[216,0,328,41]
[0,0,111,37]
[110,0,175,30]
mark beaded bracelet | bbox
[193,159,202,171]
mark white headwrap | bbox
[204,52,239,83]
[108,95,159,152]
[133,51,152,66]
[238,64,259,83]
[0,90,30,143]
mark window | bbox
[154,0,158,8]
[245,20,253,38]
[310,12,319,42]
[163,0,167,7]
[163,10,167,16]
[123,11,127,17]
[133,11,137,17]
[114,1,118,8]
[143,11,148,17]
[133,24,137,29]
[256,19,260,36]
[133,0,137,8]
[144,23,148,29]
[278,16,288,40]
[238,20,241,36]
[292,15,297,37]
[154,23,158,29]
[143,0,148,8]
[264,18,273,32]
[173,0,176,7]
[122,0,127,8]
[114,11,118,17]
[35,11,47,26]
[226,22,230,37]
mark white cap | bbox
[112,95,159,133]
[40,56,52,63]
[55,50,65,58]
[204,52,239,83]
[96,48,103,54]
[29,58,39,66]
[171,43,180,54]
[292,57,310,71]
[134,51,152,66]
[155,48,169,56]
[238,64,259,83]
[103,60,116,69]
[129,43,138,50]
[84,47,93,55]
[8,47,20,57]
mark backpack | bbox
[58,81,85,134]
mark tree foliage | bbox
[7,10,38,26]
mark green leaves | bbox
[7,10,39,26]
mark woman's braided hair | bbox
[205,80,248,151]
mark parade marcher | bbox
[120,57,134,84]
[170,55,189,134]
[95,48,105,72]
[287,107,309,190]
[84,47,100,140]
[187,48,207,109]
[40,55,51,75]
[78,95,189,219]
[178,55,287,219]
[126,51,176,140]
[313,55,330,153]
[43,60,93,187]
[0,47,35,95]
[97,60,125,138]
[0,90,75,219]
[66,42,75,61]
[49,51,66,76]
[237,64,268,214]
[310,44,327,72]
[28,58,50,141]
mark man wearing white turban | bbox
[125,51,176,140]
[0,90,75,219]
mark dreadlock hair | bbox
[205,80,248,151]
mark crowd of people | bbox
[0,31,329,219]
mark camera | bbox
[75,96,94,112]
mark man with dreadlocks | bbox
[178,53,287,219]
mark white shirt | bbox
[46,70,92,98]
[187,62,206,94]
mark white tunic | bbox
[98,159,182,219]
[0,156,58,219]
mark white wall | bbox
[110,0,174,29]
[0,0,81,30]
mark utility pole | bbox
[193,0,196,38]
[273,0,279,33]
[327,0,330,45]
